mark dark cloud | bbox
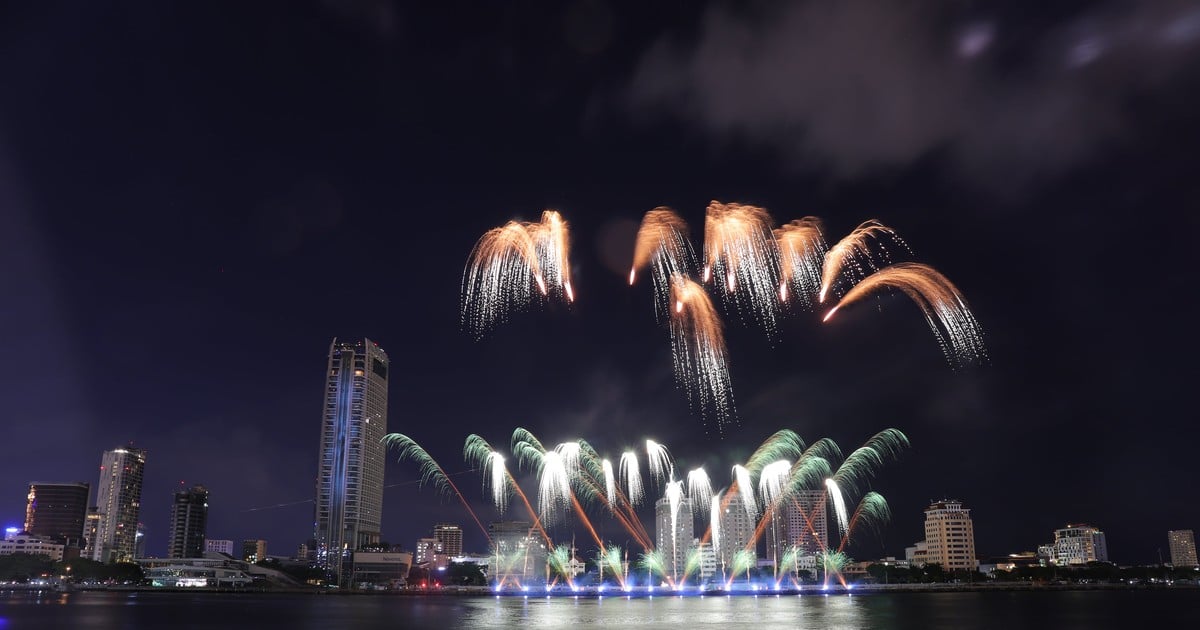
[625,1,1200,185]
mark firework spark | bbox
[619,451,644,506]
[732,464,758,520]
[775,217,827,307]
[710,493,722,562]
[686,468,713,516]
[823,262,987,367]
[532,210,575,303]
[758,459,792,508]
[819,219,911,304]
[601,459,616,507]
[825,477,850,536]
[538,451,572,522]
[464,434,509,514]
[670,274,735,430]
[630,207,693,285]
[703,201,782,333]
[646,439,674,487]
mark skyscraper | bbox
[718,493,755,570]
[655,496,694,582]
[767,490,828,564]
[433,523,463,557]
[167,485,208,558]
[90,446,146,563]
[923,499,977,571]
[1168,530,1198,568]
[25,482,90,548]
[314,338,389,584]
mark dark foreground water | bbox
[2,589,1197,629]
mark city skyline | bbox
[3,1,1199,568]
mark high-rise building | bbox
[767,490,829,566]
[135,522,146,558]
[83,508,100,558]
[718,493,755,570]
[167,485,208,558]
[206,539,235,555]
[433,523,463,557]
[415,537,443,565]
[90,446,147,563]
[1168,530,1198,568]
[923,499,977,571]
[655,496,694,583]
[1052,524,1108,565]
[24,482,90,548]
[242,539,267,563]
[488,521,547,582]
[314,338,389,585]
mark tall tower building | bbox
[923,499,977,571]
[90,446,147,563]
[1168,530,1199,568]
[1053,524,1108,565]
[314,338,389,584]
[25,482,90,548]
[718,493,755,570]
[655,497,694,583]
[433,523,463,557]
[768,490,829,563]
[167,485,209,558]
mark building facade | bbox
[923,500,977,571]
[242,539,267,563]
[167,485,209,559]
[90,446,147,563]
[718,493,755,570]
[205,539,235,555]
[314,338,389,585]
[433,523,463,557]
[1,530,65,561]
[1052,524,1108,565]
[655,496,694,583]
[25,482,90,548]
[488,521,547,583]
[415,537,443,566]
[1168,530,1198,568]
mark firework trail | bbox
[670,274,736,431]
[601,459,616,507]
[819,219,911,304]
[710,492,722,563]
[774,217,827,307]
[638,550,667,584]
[460,211,574,337]
[732,464,758,520]
[630,207,693,285]
[687,468,713,516]
[844,492,892,541]
[619,451,644,506]
[823,262,987,367]
[746,430,807,478]
[464,434,509,514]
[382,433,490,542]
[532,210,575,303]
[538,450,572,523]
[825,478,850,537]
[831,429,910,497]
[758,460,791,508]
[702,201,782,334]
[555,441,582,478]
[646,439,674,487]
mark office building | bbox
[243,539,267,563]
[135,522,146,558]
[167,485,209,559]
[206,539,235,555]
[1,531,65,561]
[24,482,90,548]
[90,446,147,563]
[655,496,694,582]
[923,499,977,571]
[433,523,463,557]
[1052,524,1108,565]
[1168,530,1198,568]
[313,338,389,585]
[415,537,443,565]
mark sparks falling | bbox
[819,219,911,304]
[669,274,735,431]
[774,217,827,308]
[823,262,988,367]
[646,439,674,487]
[687,467,713,516]
[619,451,644,507]
[703,201,783,334]
[630,207,696,323]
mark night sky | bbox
[3,1,1199,565]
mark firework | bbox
[702,201,782,333]
[619,451,644,506]
[746,430,806,478]
[847,491,892,536]
[630,207,693,285]
[646,439,674,487]
[532,210,575,303]
[819,219,910,304]
[730,549,757,581]
[548,544,574,581]
[383,432,490,541]
[670,274,735,430]
[538,451,571,522]
[464,434,509,514]
[758,460,791,508]
[601,459,616,507]
[831,429,910,497]
[774,217,826,307]
[638,550,667,582]
[825,478,850,536]
[555,441,582,478]
[710,493,722,563]
[823,262,987,367]
[686,467,713,516]
[732,464,758,519]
